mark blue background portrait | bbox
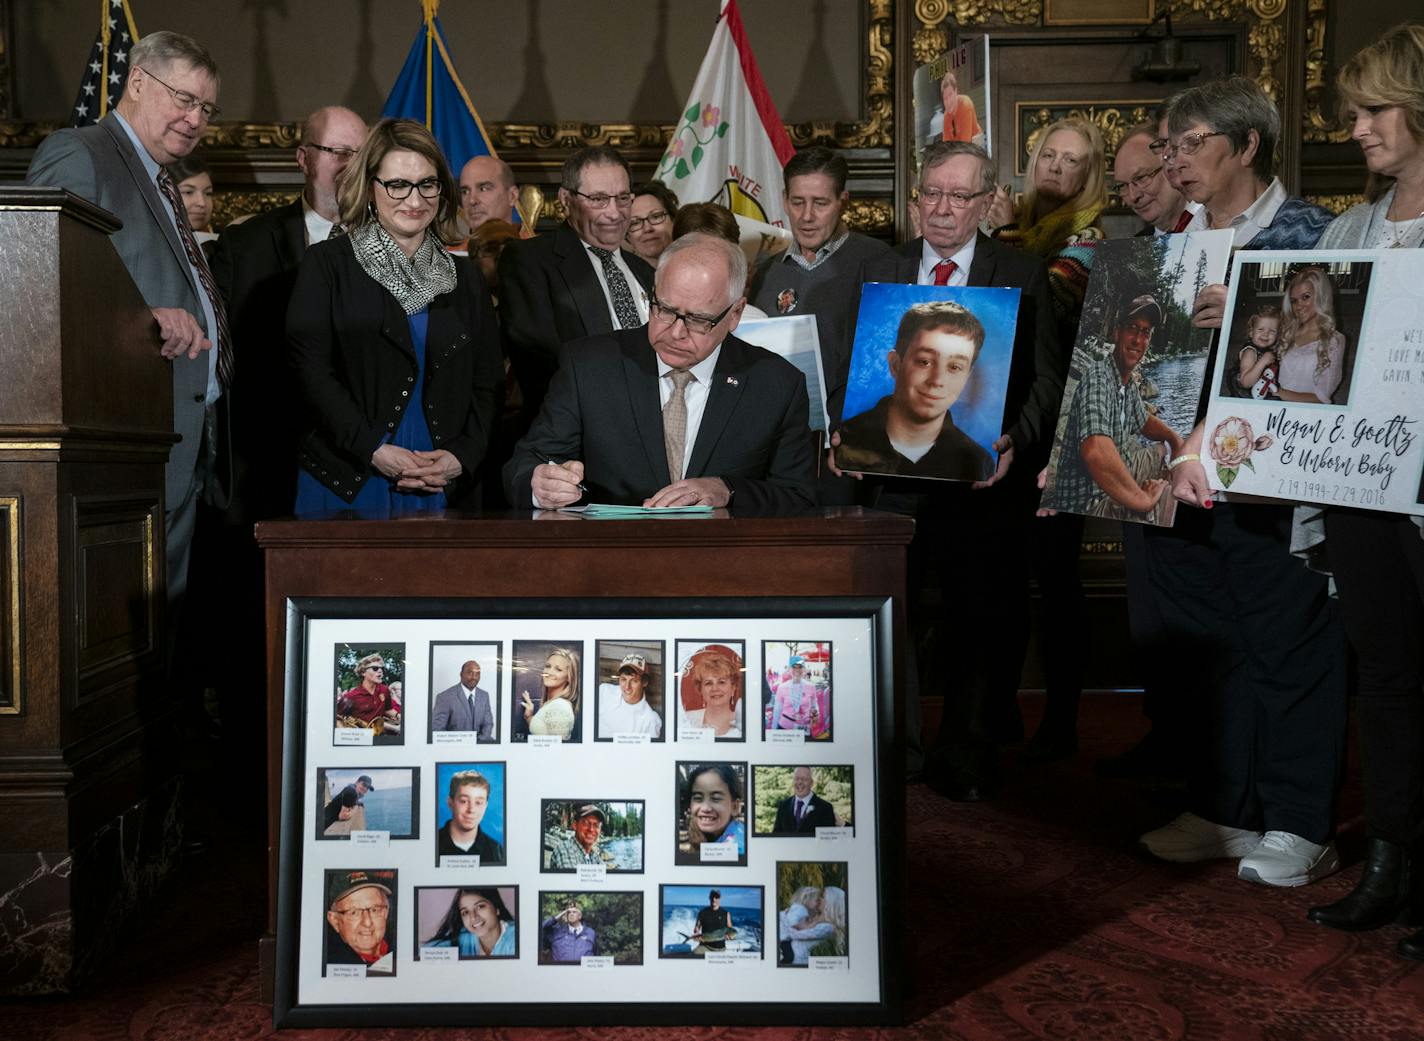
[841,283,1021,455]
[435,761,506,846]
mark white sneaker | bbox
[1237,832,1340,887]
[1140,812,1263,862]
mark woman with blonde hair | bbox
[288,118,503,513]
[1302,23,1424,962]
[1274,267,1346,404]
[522,646,581,740]
[786,885,847,963]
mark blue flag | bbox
[381,4,522,226]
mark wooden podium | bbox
[0,187,180,993]
[255,507,914,993]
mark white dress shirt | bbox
[917,236,977,286]
[302,196,338,245]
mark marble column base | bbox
[0,775,183,994]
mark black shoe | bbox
[924,765,995,803]
[1308,837,1416,932]
[1023,724,1078,765]
[1400,927,1424,961]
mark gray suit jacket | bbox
[26,114,219,510]
[431,683,496,741]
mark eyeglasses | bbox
[1150,131,1227,160]
[649,294,736,336]
[917,186,991,209]
[1112,166,1164,195]
[305,142,358,159]
[331,905,389,922]
[374,177,442,200]
[139,66,221,121]
[627,210,670,232]
[365,665,384,673]
[573,189,634,210]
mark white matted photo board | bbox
[274,598,898,1028]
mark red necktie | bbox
[1172,210,1193,233]
[932,259,958,285]
[156,168,234,391]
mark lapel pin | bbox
[725,376,739,387]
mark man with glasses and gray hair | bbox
[1112,121,1194,236]
[504,233,816,513]
[829,139,1059,800]
[27,30,228,624]
[499,145,656,424]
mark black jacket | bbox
[497,223,654,418]
[210,199,307,520]
[286,237,504,503]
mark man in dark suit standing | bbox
[831,140,1062,801]
[498,145,654,424]
[773,767,838,834]
[26,30,229,620]
[431,660,496,741]
[210,104,366,522]
[504,234,816,514]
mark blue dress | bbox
[295,308,446,515]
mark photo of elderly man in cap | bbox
[596,648,663,740]
[323,869,397,976]
[335,651,402,743]
[1042,292,1187,526]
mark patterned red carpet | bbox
[3,694,1422,1041]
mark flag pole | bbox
[98,0,110,117]
[423,0,436,130]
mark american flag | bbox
[70,0,140,127]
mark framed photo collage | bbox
[274,598,897,1027]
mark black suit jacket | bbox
[504,327,818,513]
[210,200,307,520]
[287,237,505,503]
[839,234,1063,472]
[773,793,837,834]
[497,223,654,417]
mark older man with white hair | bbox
[505,233,817,512]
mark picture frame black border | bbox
[538,798,648,875]
[332,641,406,746]
[534,889,646,967]
[314,766,422,842]
[592,637,668,743]
[751,764,856,839]
[432,759,509,869]
[760,638,835,741]
[672,638,748,743]
[773,860,850,970]
[427,640,504,744]
[509,637,586,744]
[656,883,767,961]
[274,594,900,1027]
[674,760,751,868]
[411,884,522,962]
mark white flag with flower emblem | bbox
[655,0,794,230]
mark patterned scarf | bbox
[348,219,457,315]
[1014,199,1106,258]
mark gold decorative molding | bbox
[917,0,1039,26]
[212,189,299,230]
[913,25,949,65]
[1016,101,1160,176]
[1305,193,1366,215]
[0,496,20,715]
[845,199,895,234]
[1303,0,1350,144]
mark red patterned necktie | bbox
[932,259,958,285]
[156,168,234,391]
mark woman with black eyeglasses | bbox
[625,180,679,265]
[287,119,504,514]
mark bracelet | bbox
[1167,453,1200,470]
